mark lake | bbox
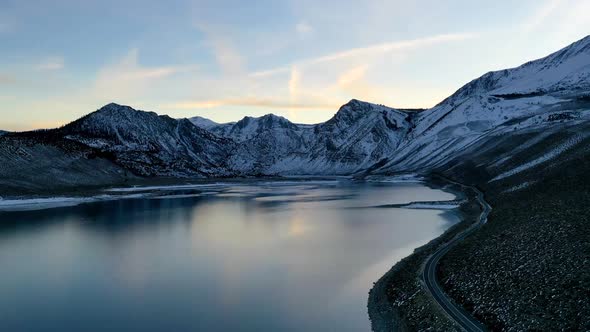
[0,179,458,331]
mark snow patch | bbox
[490,134,586,182]
[402,202,460,210]
[0,194,146,211]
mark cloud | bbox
[249,67,291,78]
[177,33,474,119]
[163,97,338,112]
[196,23,245,75]
[249,33,474,78]
[36,56,65,71]
[308,33,473,65]
[94,48,198,99]
[333,64,384,101]
[337,64,369,87]
[521,0,565,33]
[289,66,301,101]
[295,21,313,38]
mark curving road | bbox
[420,179,492,332]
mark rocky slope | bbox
[0,130,131,196]
[188,116,223,130]
[223,100,413,175]
[61,103,234,177]
[377,35,590,174]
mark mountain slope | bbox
[189,116,224,130]
[1,35,589,194]
[377,35,590,174]
[61,103,234,177]
[0,130,131,196]
[221,100,413,175]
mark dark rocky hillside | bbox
[61,103,234,177]
[370,120,590,331]
[436,121,590,331]
[0,130,131,196]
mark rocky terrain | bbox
[433,121,590,331]
[0,99,415,195]
[369,120,590,331]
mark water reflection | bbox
[0,180,457,331]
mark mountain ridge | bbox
[1,35,589,193]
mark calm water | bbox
[0,179,457,331]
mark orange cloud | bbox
[164,97,339,111]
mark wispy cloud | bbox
[249,67,291,78]
[309,33,473,65]
[36,56,65,71]
[249,33,474,78]
[521,0,565,33]
[289,66,301,101]
[164,97,338,112]
[333,64,383,102]
[172,33,474,117]
[337,64,369,87]
[94,48,198,99]
[196,23,245,75]
[295,21,313,38]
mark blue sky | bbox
[1,0,589,130]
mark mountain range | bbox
[1,35,589,195]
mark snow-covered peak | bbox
[381,35,590,173]
[439,35,590,107]
[212,113,301,142]
[189,116,221,130]
[334,99,391,116]
[235,114,296,130]
[64,103,177,138]
[94,102,156,117]
[324,99,409,130]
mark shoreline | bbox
[1,174,483,329]
[0,174,427,212]
[367,175,484,331]
[0,176,348,212]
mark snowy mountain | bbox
[378,35,590,173]
[61,103,234,177]
[212,114,302,142]
[1,35,589,192]
[189,116,224,130]
[287,99,412,174]
[216,100,412,175]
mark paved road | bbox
[421,179,492,332]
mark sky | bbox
[1,0,589,131]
